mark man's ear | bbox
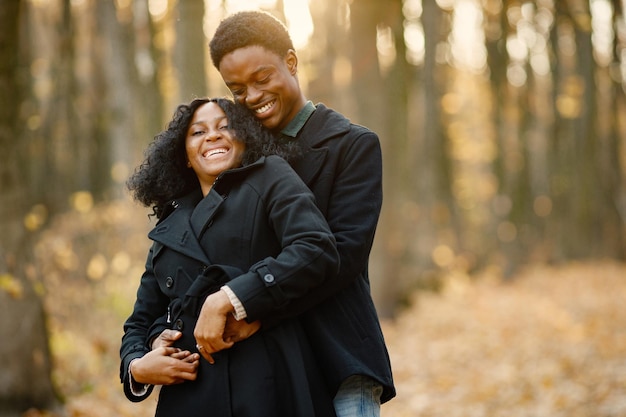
[285,49,298,75]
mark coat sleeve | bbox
[318,128,382,290]
[119,243,169,401]
[225,156,339,321]
[266,127,383,320]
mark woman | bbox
[120,97,338,417]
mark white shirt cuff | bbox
[221,285,247,320]
[128,358,151,396]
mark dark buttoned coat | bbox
[274,104,396,403]
[120,156,338,417]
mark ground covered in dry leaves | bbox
[30,202,626,417]
[381,262,626,417]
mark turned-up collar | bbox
[280,100,316,138]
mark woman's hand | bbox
[151,328,183,350]
[130,347,199,385]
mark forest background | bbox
[1,0,625,416]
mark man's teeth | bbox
[256,101,273,114]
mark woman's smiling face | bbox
[185,101,245,195]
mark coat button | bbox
[174,319,184,330]
[263,273,275,283]
[165,276,174,288]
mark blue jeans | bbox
[333,375,383,417]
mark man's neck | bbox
[280,101,316,138]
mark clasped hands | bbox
[193,289,261,363]
[130,289,260,386]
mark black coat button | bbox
[174,319,184,330]
[165,276,174,288]
[263,274,275,283]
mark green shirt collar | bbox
[280,101,316,138]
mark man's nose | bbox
[246,86,263,104]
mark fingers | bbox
[194,326,234,364]
[152,329,182,349]
[173,365,199,383]
[181,353,200,363]
[170,349,200,362]
[193,290,237,363]
[195,343,221,364]
[223,318,261,342]
[131,349,199,386]
[200,350,215,365]
[194,337,233,354]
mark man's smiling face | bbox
[219,45,305,133]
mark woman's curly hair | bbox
[209,10,294,69]
[127,97,302,218]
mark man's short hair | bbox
[209,10,295,69]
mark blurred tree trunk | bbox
[0,1,60,415]
[485,0,514,269]
[308,0,345,107]
[21,0,77,213]
[590,0,626,258]
[549,3,579,261]
[569,0,600,257]
[347,0,396,316]
[605,0,626,257]
[46,0,76,209]
[94,0,140,200]
[371,0,410,315]
[549,1,624,260]
[413,2,456,276]
[172,0,207,103]
[502,1,536,275]
[507,58,536,273]
[132,0,164,154]
[348,0,384,130]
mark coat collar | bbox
[301,103,351,147]
[288,104,349,186]
[147,159,265,264]
[148,190,212,264]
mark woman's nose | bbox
[206,129,220,141]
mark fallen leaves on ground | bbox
[28,201,626,417]
[381,262,626,417]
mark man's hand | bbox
[131,347,199,385]
[193,289,235,363]
[223,314,261,343]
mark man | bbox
[193,10,395,416]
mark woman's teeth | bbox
[204,148,227,158]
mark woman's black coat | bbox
[120,156,339,417]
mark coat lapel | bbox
[148,162,260,264]
[289,104,349,187]
[148,190,224,264]
[290,147,328,187]
[189,191,224,241]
